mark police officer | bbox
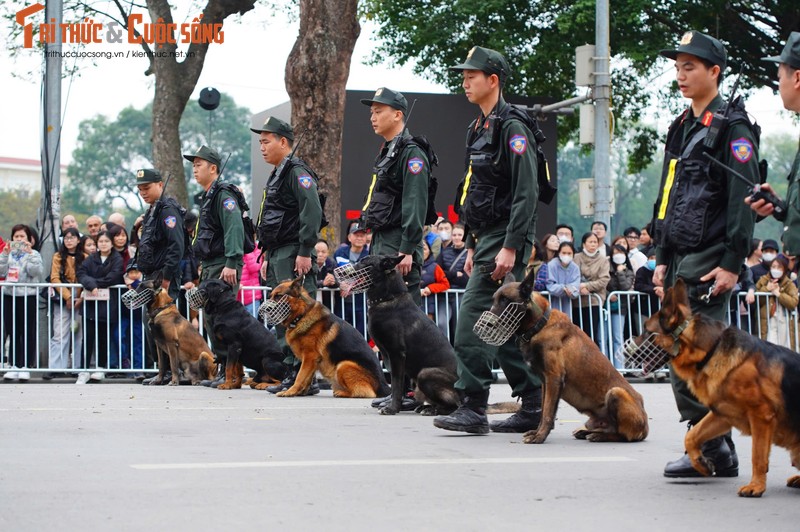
[360,87,431,305]
[433,46,543,435]
[251,117,323,394]
[184,145,245,384]
[652,31,760,477]
[749,33,800,254]
[128,168,186,385]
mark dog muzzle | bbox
[121,288,154,310]
[473,302,527,346]
[333,263,374,294]
[185,287,207,311]
[622,334,672,372]
[258,295,291,326]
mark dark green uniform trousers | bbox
[370,227,423,306]
[266,243,318,366]
[200,258,242,363]
[454,229,541,396]
[664,243,730,422]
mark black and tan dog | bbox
[349,255,459,415]
[138,272,216,385]
[487,271,648,444]
[633,279,800,497]
[198,279,289,390]
[267,277,390,398]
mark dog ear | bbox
[517,269,536,301]
[290,275,304,295]
[151,269,164,288]
[381,255,404,271]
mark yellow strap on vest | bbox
[459,162,473,206]
[657,159,678,220]
[257,188,267,226]
[362,174,378,211]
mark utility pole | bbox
[593,0,612,237]
[40,0,62,269]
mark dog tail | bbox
[199,352,217,380]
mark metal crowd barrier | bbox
[4,279,795,379]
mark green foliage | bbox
[0,187,40,238]
[64,91,252,215]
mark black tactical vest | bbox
[194,181,234,260]
[136,197,185,274]
[257,156,318,248]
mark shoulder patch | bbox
[730,137,753,163]
[509,134,527,155]
[298,174,313,189]
[164,216,176,229]
[408,157,424,175]
[222,197,236,211]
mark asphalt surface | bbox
[0,377,796,531]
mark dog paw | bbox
[251,382,270,390]
[379,406,398,416]
[216,383,232,390]
[168,381,179,386]
[572,427,590,440]
[787,475,800,489]
[737,483,765,498]
[692,455,715,477]
[415,405,437,416]
[522,430,547,444]
[276,389,299,397]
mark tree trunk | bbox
[285,0,360,244]
[146,0,256,207]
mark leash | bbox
[148,302,176,321]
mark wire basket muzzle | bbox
[473,302,527,346]
[121,288,154,310]
[258,295,292,326]
[185,287,208,311]
[622,333,671,373]
[333,263,374,294]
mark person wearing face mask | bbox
[755,256,798,349]
[555,224,573,244]
[606,243,635,369]
[438,220,454,250]
[753,239,780,282]
[573,232,611,350]
[634,253,663,320]
[546,241,580,319]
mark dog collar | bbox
[667,319,691,356]
[695,337,721,371]
[148,302,174,321]
[287,314,303,329]
[517,308,551,347]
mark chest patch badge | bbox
[509,134,527,155]
[408,158,424,175]
[223,197,236,211]
[164,216,176,229]
[298,174,313,189]
[730,138,753,163]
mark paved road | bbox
[0,379,796,531]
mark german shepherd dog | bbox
[347,255,459,415]
[138,272,216,385]
[633,279,800,497]
[197,279,289,390]
[487,271,648,444]
[266,277,391,398]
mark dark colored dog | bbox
[634,279,800,497]
[488,271,648,444]
[198,279,289,390]
[351,255,459,415]
[267,277,390,398]
[139,272,216,385]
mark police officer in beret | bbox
[360,87,432,305]
[652,31,760,478]
[433,46,543,435]
[184,145,245,385]
[128,168,186,385]
[251,116,323,394]
[749,32,800,256]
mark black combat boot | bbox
[489,388,543,433]
[433,390,490,434]
[664,428,738,478]
[267,371,296,394]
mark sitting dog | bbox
[344,255,459,415]
[137,272,216,385]
[631,279,800,497]
[198,279,289,390]
[482,270,648,444]
[263,277,390,398]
